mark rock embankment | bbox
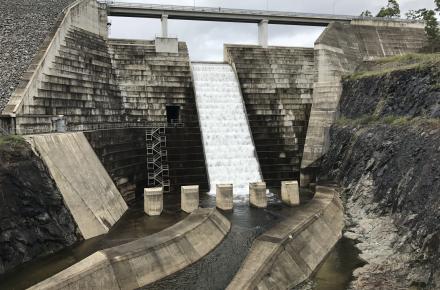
[320,57,440,289]
[0,0,74,111]
[0,136,80,275]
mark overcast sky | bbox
[109,0,436,60]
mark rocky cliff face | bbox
[0,136,81,275]
[320,57,440,289]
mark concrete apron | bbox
[227,185,344,290]
[29,208,231,290]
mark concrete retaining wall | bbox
[29,208,231,290]
[27,132,127,239]
[227,186,343,290]
[301,21,426,185]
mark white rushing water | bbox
[192,63,263,197]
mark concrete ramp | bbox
[227,186,344,290]
[28,132,128,239]
[29,208,230,290]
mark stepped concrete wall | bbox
[227,185,343,290]
[27,132,127,239]
[84,128,148,204]
[29,208,231,290]
[0,0,75,112]
[225,45,314,188]
[301,20,426,185]
[109,39,209,193]
[2,0,111,133]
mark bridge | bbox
[104,2,356,47]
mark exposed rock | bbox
[320,122,440,289]
[318,58,440,289]
[341,64,440,119]
[0,0,74,111]
[0,136,81,275]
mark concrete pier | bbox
[144,187,163,216]
[181,185,199,213]
[258,19,268,48]
[249,182,267,208]
[216,184,233,210]
[281,181,300,206]
[161,14,168,37]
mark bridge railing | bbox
[102,1,424,24]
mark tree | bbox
[376,0,401,18]
[406,1,440,51]
[360,10,373,17]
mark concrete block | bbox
[281,181,300,206]
[155,37,178,53]
[216,184,233,210]
[144,187,163,216]
[249,182,267,208]
[181,185,199,213]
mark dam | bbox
[0,0,436,289]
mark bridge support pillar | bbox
[258,19,268,48]
[161,14,169,37]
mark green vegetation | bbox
[344,53,440,80]
[407,9,440,49]
[361,0,440,50]
[0,135,27,149]
[360,10,373,17]
[376,0,401,18]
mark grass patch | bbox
[0,135,27,149]
[344,53,440,80]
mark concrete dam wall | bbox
[29,208,231,290]
[27,132,127,239]
[300,20,426,185]
[225,45,314,188]
[0,0,75,112]
[84,128,148,203]
[2,0,109,133]
[108,39,209,193]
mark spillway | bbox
[192,63,262,197]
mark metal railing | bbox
[12,121,184,136]
[102,1,424,24]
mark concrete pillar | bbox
[258,19,269,48]
[281,181,300,206]
[181,185,199,213]
[249,182,267,208]
[216,184,233,210]
[161,15,169,38]
[144,187,163,216]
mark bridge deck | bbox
[104,2,355,26]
